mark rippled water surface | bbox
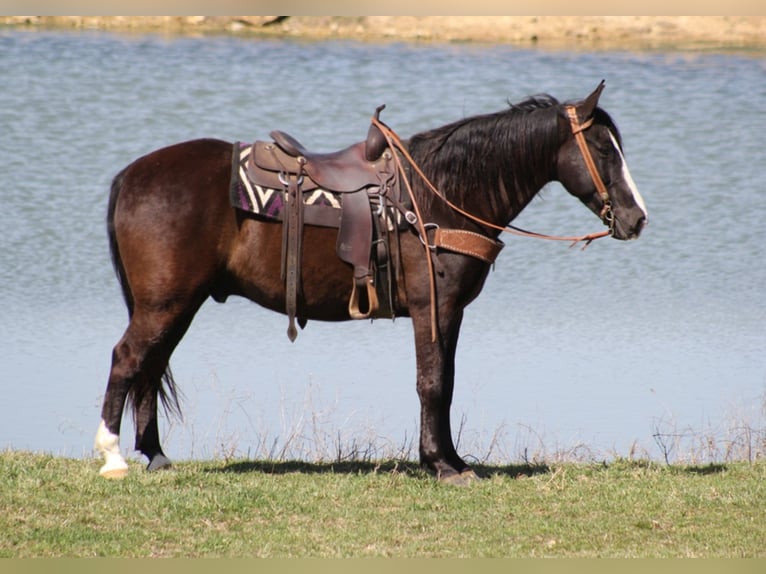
[1,29,764,462]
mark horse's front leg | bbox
[412,306,479,485]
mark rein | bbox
[371,109,613,249]
[370,107,613,341]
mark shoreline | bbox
[2,16,766,51]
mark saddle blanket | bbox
[229,142,340,222]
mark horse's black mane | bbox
[510,93,560,112]
[407,93,621,224]
[410,93,561,154]
[407,94,564,220]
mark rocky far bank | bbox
[2,16,766,50]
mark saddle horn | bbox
[365,104,389,161]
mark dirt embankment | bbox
[3,16,765,50]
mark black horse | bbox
[95,82,647,484]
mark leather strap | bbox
[284,166,305,342]
[566,106,612,220]
[338,189,379,320]
[433,228,504,264]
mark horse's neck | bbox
[466,140,556,232]
[407,114,559,233]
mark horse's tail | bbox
[107,169,134,317]
[107,170,182,420]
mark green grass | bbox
[1,450,764,557]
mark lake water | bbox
[1,29,764,465]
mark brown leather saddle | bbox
[244,105,404,341]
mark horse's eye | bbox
[596,145,611,159]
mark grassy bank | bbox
[2,450,764,557]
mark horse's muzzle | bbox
[612,214,647,240]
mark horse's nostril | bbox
[629,216,648,239]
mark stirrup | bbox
[348,276,379,320]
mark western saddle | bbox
[245,105,407,341]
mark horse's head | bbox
[556,81,648,240]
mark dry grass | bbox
[2,16,765,50]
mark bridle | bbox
[566,105,615,234]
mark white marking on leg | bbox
[609,131,648,220]
[94,419,129,479]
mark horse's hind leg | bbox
[95,300,202,478]
[134,391,172,472]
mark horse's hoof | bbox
[460,469,481,482]
[439,469,481,486]
[146,453,173,472]
[99,459,129,480]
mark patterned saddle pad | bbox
[229,142,340,222]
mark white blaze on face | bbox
[94,419,129,479]
[609,130,648,220]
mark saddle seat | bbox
[267,109,391,193]
[267,135,375,193]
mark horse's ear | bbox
[577,80,606,119]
